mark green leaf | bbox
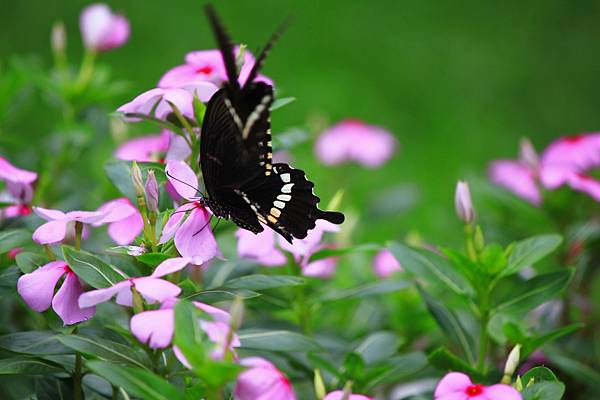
[355,331,401,365]
[172,300,205,372]
[15,252,47,273]
[521,366,559,384]
[186,289,261,303]
[57,335,150,370]
[548,353,600,390]
[270,96,296,111]
[86,360,183,400]
[389,242,473,296]
[428,347,481,379]
[522,381,565,400]
[493,270,573,314]
[221,274,305,291]
[503,234,562,277]
[0,356,64,375]
[0,265,19,290]
[0,229,30,253]
[307,243,380,263]
[35,376,73,400]
[136,253,171,267]
[321,279,409,301]
[521,323,583,359]
[480,243,507,275]
[104,159,166,201]
[342,352,365,380]
[238,329,322,352]
[0,331,71,355]
[62,246,125,288]
[418,288,477,364]
[364,352,428,389]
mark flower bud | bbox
[145,170,159,214]
[455,181,474,224]
[502,344,521,384]
[229,296,245,332]
[51,22,66,55]
[131,161,145,199]
[80,3,130,52]
[519,137,539,170]
[314,369,326,400]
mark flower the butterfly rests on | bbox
[199,5,344,243]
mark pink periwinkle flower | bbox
[324,391,372,400]
[234,357,295,400]
[32,207,106,245]
[80,3,129,52]
[114,130,191,163]
[315,119,397,168]
[158,47,273,89]
[373,249,402,279]
[78,258,190,309]
[17,261,95,325]
[117,82,218,122]
[434,372,521,400]
[0,156,37,219]
[159,161,219,261]
[130,299,239,361]
[93,198,144,245]
[235,228,287,267]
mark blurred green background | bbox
[3,0,600,245]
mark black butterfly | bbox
[199,5,344,243]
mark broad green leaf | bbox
[427,347,481,380]
[57,335,150,370]
[389,242,473,296]
[221,274,305,291]
[173,300,206,372]
[548,353,600,390]
[503,234,562,277]
[0,229,30,253]
[307,243,380,263]
[522,381,565,400]
[35,376,73,400]
[238,329,322,352]
[62,246,125,288]
[186,289,261,303]
[0,265,19,290]
[270,96,296,111]
[418,288,477,364]
[137,252,170,267]
[480,243,507,275]
[193,361,244,389]
[0,331,71,355]
[355,331,401,365]
[521,366,559,384]
[493,270,573,314]
[342,352,365,380]
[86,360,183,400]
[0,356,64,375]
[521,323,583,359]
[364,352,428,389]
[15,252,47,273]
[321,279,409,302]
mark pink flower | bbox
[235,228,287,267]
[78,258,188,308]
[32,207,106,245]
[0,156,37,219]
[114,130,191,163]
[159,161,219,261]
[234,357,295,400]
[324,391,372,400]
[130,299,239,360]
[0,156,37,184]
[80,3,129,52]
[315,119,397,168]
[17,261,95,325]
[158,47,273,89]
[117,83,218,122]
[373,249,402,278]
[93,198,144,245]
[434,372,521,400]
[488,160,541,205]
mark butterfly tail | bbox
[318,210,345,225]
[204,4,240,90]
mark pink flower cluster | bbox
[489,134,600,205]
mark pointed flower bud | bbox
[145,170,159,214]
[455,181,474,224]
[502,344,521,383]
[51,22,66,55]
[519,137,539,170]
[314,369,326,400]
[131,161,145,199]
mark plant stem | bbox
[76,49,96,92]
[74,352,83,400]
[464,224,478,262]
[74,221,83,250]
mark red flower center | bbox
[18,204,32,215]
[196,65,213,75]
[563,134,584,143]
[63,265,73,274]
[465,384,484,396]
[576,172,593,181]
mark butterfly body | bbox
[200,5,344,243]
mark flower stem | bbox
[74,351,83,400]
[74,221,83,251]
[76,49,96,93]
[477,293,490,373]
[464,224,478,262]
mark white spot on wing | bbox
[281,183,294,193]
[280,173,291,183]
[277,194,291,201]
[274,200,285,209]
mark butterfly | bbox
[200,5,344,243]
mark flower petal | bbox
[151,257,192,278]
[174,207,219,260]
[483,384,522,400]
[235,357,295,400]
[158,204,191,244]
[434,372,472,398]
[94,198,137,225]
[193,301,231,324]
[0,156,38,184]
[114,134,168,162]
[373,249,402,279]
[17,261,67,312]
[33,206,66,221]
[566,173,600,202]
[107,211,144,245]
[32,220,69,245]
[65,210,106,224]
[165,160,199,200]
[130,309,174,348]
[302,257,336,279]
[133,277,181,304]
[52,272,96,325]
[78,280,132,308]
[323,391,372,400]
[488,160,541,205]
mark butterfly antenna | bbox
[193,214,214,237]
[243,16,291,88]
[165,170,206,198]
[204,4,240,90]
